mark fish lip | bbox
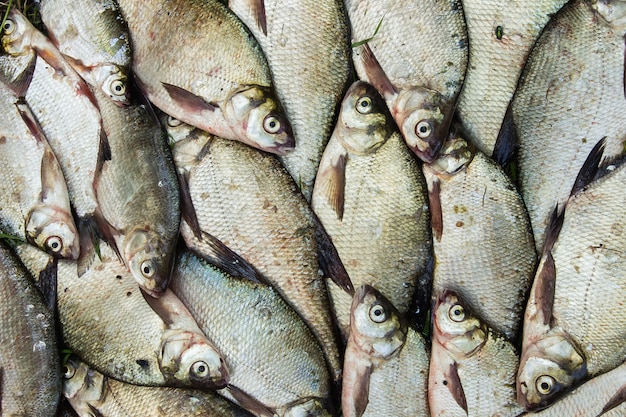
[272,139,296,156]
[143,284,167,298]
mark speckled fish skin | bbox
[520,361,626,417]
[116,0,295,155]
[228,0,351,201]
[345,0,468,162]
[170,251,333,417]
[517,157,626,411]
[511,0,626,253]
[342,285,430,417]
[422,129,536,340]
[428,290,523,417]
[38,0,132,106]
[312,81,431,338]
[58,240,227,390]
[93,86,180,298]
[0,82,79,259]
[0,240,61,417]
[168,123,346,386]
[455,0,568,155]
[63,356,252,417]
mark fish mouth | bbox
[272,138,296,156]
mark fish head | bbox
[93,64,131,106]
[222,85,295,155]
[336,81,394,156]
[349,284,407,359]
[160,329,229,389]
[517,332,587,410]
[124,229,174,297]
[426,129,474,178]
[1,9,33,56]
[62,356,106,412]
[592,0,626,29]
[26,205,80,259]
[162,115,197,145]
[393,86,454,163]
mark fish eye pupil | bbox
[540,382,549,390]
[198,365,206,373]
[143,265,150,274]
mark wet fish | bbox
[428,290,523,417]
[345,0,468,162]
[517,141,626,411]
[0,82,79,259]
[63,356,251,417]
[422,128,536,340]
[58,239,227,389]
[228,0,351,201]
[505,0,626,252]
[342,285,430,417]
[455,0,568,155]
[116,0,295,155]
[171,250,333,417]
[38,0,132,105]
[312,81,432,338]
[0,239,61,416]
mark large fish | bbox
[517,141,626,411]
[115,0,294,155]
[422,128,536,340]
[171,251,334,417]
[342,285,430,417]
[312,81,432,338]
[455,0,568,155]
[504,0,626,252]
[38,0,132,106]
[428,290,523,417]
[0,240,61,416]
[345,0,468,162]
[228,0,351,201]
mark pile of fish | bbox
[0,0,624,416]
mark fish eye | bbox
[415,121,432,139]
[110,79,126,96]
[369,304,387,323]
[448,304,465,322]
[45,236,63,254]
[3,19,15,35]
[356,96,373,114]
[140,260,155,278]
[191,361,209,378]
[167,116,183,127]
[536,375,555,395]
[62,363,76,379]
[263,115,281,134]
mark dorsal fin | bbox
[570,137,606,197]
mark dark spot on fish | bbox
[64,287,69,292]
[457,38,467,49]
[126,291,132,297]
[136,359,149,369]
[0,136,5,144]
[456,221,464,227]
[495,26,503,40]
[443,380,448,386]
[116,275,122,280]
[582,138,587,143]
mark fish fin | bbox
[427,177,443,242]
[623,34,626,99]
[76,217,101,276]
[87,403,105,417]
[349,363,372,417]
[570,137,606,197]
[317,152,347,220]
[536,251,556,327]
[91,208,123,263]
[178,172,202,240]
[314,216,354,295]
[598,384,626,416]
[15,100,46,143]
[445,362,468,414]
[37,257,58,314]
[358,44,397,100]
[493,103,518,168]
[225,385,275,417]
[542,205,565,256]
[161,82,216,113]
[246,0,267,36]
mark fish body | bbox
[0,240,61,416]
[116,0,294,155]
[423,130,536,340]
[228,0,351,201]
[342,285,430,417]
[312,81,431,337]
[428,290,523,417]
[511,0,626,252]
[38,0,132,105]
[345,0,468,162]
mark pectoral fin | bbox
[445,362,468,414]
[358,44,397,100]
[342,362,372,417]
[316,152,347,220]
[427,176,443,242]
[598,384,626,416]
[162,83,216,114]
[224,385,275,417]
[570,137,606,197]
[493,103,518,168]
[314,217,354,295]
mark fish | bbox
[428,290,524,417]
[63,356,251,417]
[0,239,61,416]
[170,250,334,417]
[93,85,180,297]
[38,0,133,106]
[167,120,351,386]
[57,239,228,389]
[455,0,568,155]
[422,127,536,340]
[517,140,626,411]
[0,81,79,259]
[228,0,351,201]
[312,81,432,338]
[345,0,468,162]
[115,0,295,155]
[342,285,430,417]
[503,0,626,252]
